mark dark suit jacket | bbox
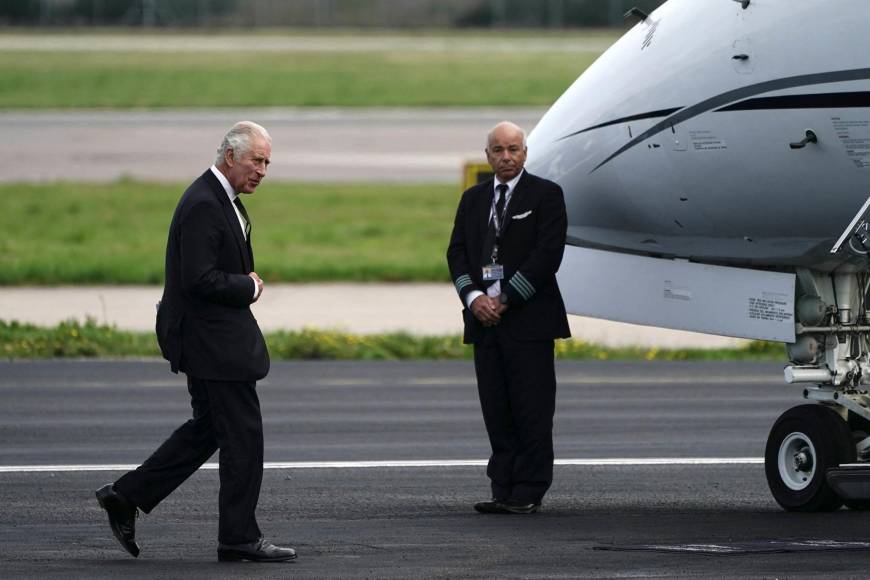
[446,171,571,344]
[155,169,270,381]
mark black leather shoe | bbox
[473,499,510,514]
[499,500,541,514]
[217,538,297,563]
[95,483,140,557]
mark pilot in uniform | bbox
[447,121,571,514]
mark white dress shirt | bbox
[209,165,259,300]
[465,169,524,308]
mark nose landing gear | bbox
[767,268,870,511]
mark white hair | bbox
[215,121,272,165]
[486,121,527,149]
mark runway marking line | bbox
[0,458,763,473]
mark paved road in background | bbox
[0,283,750,348]
[3,360,870,578]
[1,108,546,183]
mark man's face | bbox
[486,127,527,182]
[225,137,271,194]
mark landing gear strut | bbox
[765,268,870,511]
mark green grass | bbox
[0,49,597,108]
[0,319,160,358]
[0,180,458,284]
[0,319,787,361]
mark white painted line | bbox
[0,458,763,473]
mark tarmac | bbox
[0,283,750,348]
[5,360,868,579]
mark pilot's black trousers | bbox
[473,326,556,504]
[114,376,264,545]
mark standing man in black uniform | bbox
[95,121,296,562]
[447,121,571,514]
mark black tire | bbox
[844,411,870,510]
[764,404,856,512]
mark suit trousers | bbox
[473,325,556,504]
[114,376,264,545]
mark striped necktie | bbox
[233,197,251,239]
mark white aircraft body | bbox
[526,0,870,511]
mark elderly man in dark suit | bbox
[447,121,571,514]
[95,121,296,562]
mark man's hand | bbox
[249,272,264,302]
[471,295,501,326]
[495,301,508,316]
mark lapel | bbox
[477,178,495,238]
[499,170,530,239]
[203,169,253,273]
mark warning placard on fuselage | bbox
[833,117,870,169]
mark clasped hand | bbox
[249,271,264,302]
[471,295,507,327]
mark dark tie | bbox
[233,197,251,239]
[483,183,509,264]
[495,183,508,223]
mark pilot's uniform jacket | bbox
[446,170,570,504]
[446,171,571,343]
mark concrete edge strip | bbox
[0,457,763,473]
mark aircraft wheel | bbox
[764,404,855,512]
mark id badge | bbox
[482,263,504,281]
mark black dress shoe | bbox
[217,538,297,563]
[473,499,510,514]
[95,483,140,557]
[499,500,541,514]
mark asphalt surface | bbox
[3,359,870,578]
[0,107,545,183]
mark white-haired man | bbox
[96,121,296,563]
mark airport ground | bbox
[5,30,862,579]
[3,359,870,579]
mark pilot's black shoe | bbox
[474,499,510,514]
[498,500,541,514]
[217,538,297,563]
[95,483,140,557]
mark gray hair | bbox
[215,121,272,165]
[486,121,527,149]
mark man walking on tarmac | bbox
[95,121,296,563]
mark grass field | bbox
[0,41,601,108]
[0,180,457,284]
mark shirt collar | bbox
[494,169,524,199]
[210,165,237,202]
